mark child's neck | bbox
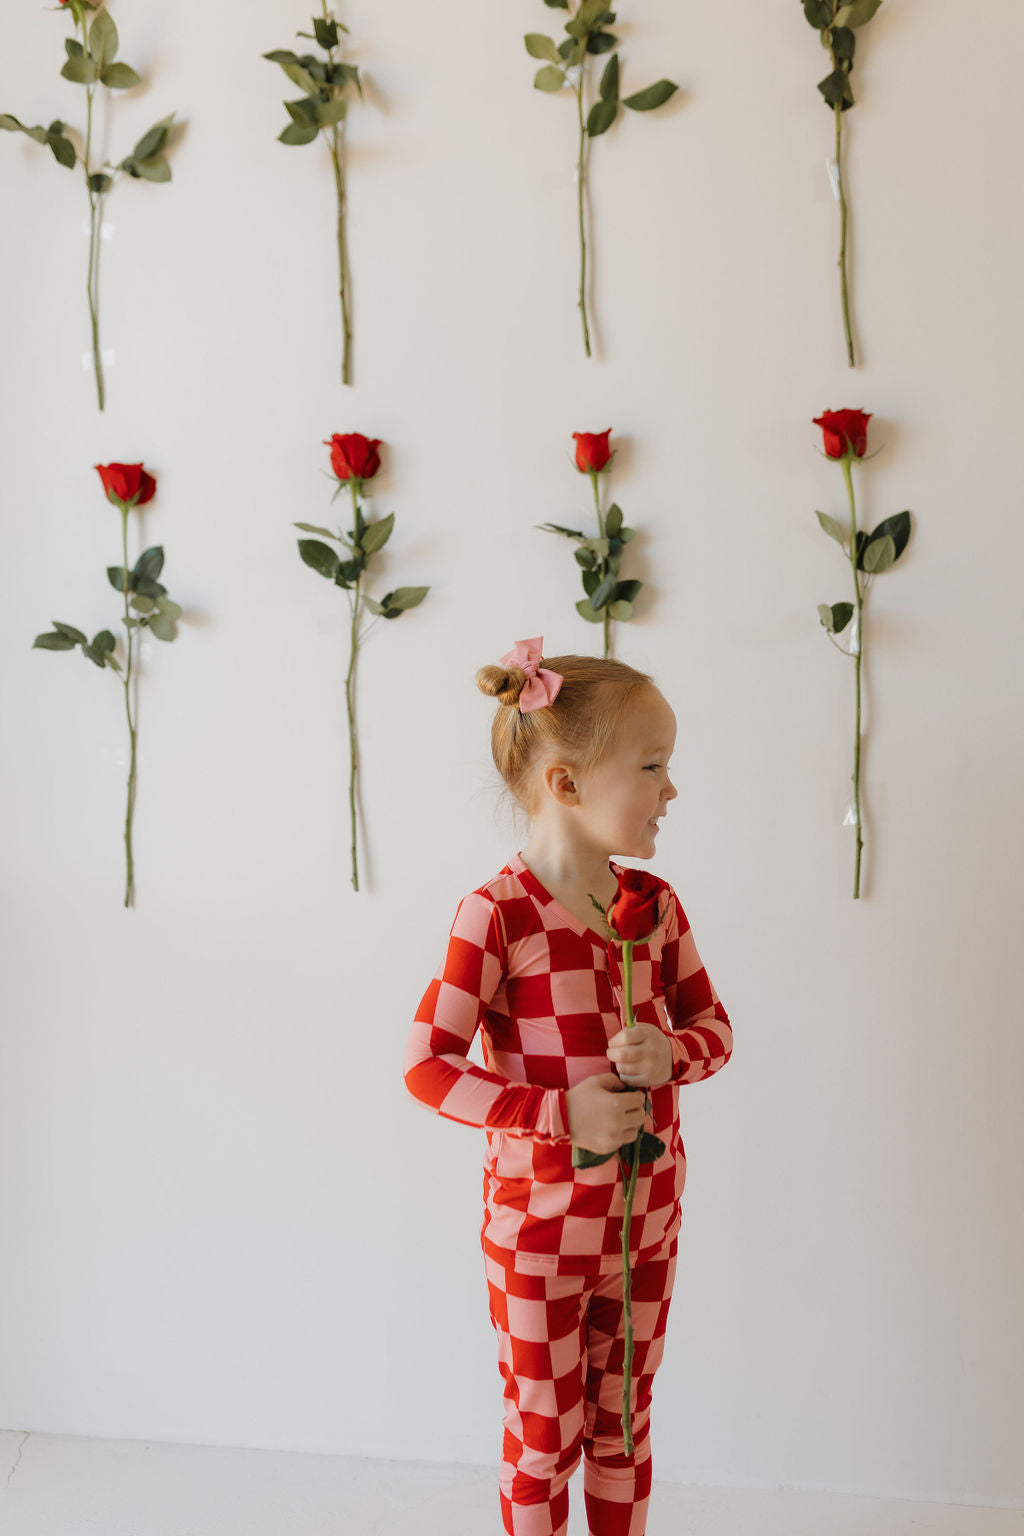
[520,833,619,924]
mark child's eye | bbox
[644,764,660,773]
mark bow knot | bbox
[499,638,563,714]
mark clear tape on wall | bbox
[826,157,840,202]
[81,220,114,242]
[81,349,116,371]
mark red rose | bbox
[573,429,612,474]
[324,433,382,483]
[607,869,663,942]
[813,409,871,460]
[94,462,157,508]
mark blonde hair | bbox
[476,652,654,811]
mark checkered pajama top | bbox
[404,854,732,1275]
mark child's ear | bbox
[541,761,578,806]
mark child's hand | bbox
[606,1024,673,1088]
[565,1074,646,1155]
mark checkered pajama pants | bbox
[484,1237,677,1536]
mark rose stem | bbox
[619,935,639,1455]
[841,455,864,897]
[590,470,610,659]
[82,15,105,410]
[322,2,351,385]
[574,68,592,358]
[834,99,855,368]
[119,504,137,906]
[345,477,361,891]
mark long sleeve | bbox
[660,890,732,1085]
[404,891,569,1141]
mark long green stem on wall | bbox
[345,479,361,891]
[82,18,105,410]
[574,74,591,358]
[834,101,854,368]
[323,1,351,385]
[590,470,609,659]
[842,456,864,897]
[120,508,137,906]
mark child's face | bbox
[574,688,678,860]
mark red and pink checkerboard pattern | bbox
[405,854,732,1276]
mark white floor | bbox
[1,1431,1020,1536]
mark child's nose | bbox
[664,778,678,801]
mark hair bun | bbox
[476,664,526,708]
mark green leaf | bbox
[101,62,141,90]
[383,585,429,612]
[130,594,155,614]
[134,546,165,580]
[359,511,395,556]
[623,79,678,111]
[93,630,116,653]
[293,522,338,538]
[316,98,347,128]
[605,503,623,538]
[574,548,597,570]
[607,599,633,621]
[65,38,85,61]
[864,510,911,564]
[279,120,320,147]
[133,115,174,161]
[816,510,847,545]
[89,9,119,70]
[587,98,618,137]
[590,575,616,610]
[82,642,107,669]
[285,97,320,125]
[543,0,570,8]
[134,154,171,183]
[586,31,618,54]
[155,597,183,620]
[149,613,175,642]
[803,0,832,26]
[861,534,896,574]
[619,526,636,543]
[581,569,600,597]
[34,632,76,652]
[48,135,77,170]
[538,522,585,539]
[524,33,561,63]
[61,56,99,85]
[818,66,854,110]
[313,16,339,48]
[279,61,321,95]
[576,598,604,624]
[298,539,341,579]
[571,1145,616,1169]
[578,0,613,27]
[599,53,619,101]
[89,171,113,193]
[834,0,883,27]
[133,576,167,599]
[534,65,567,92]
[620,1131,667,1168]
[363,596,385,615]
[0,114,48,143]
[52,621,87,644]
[830,26,856,64]
[613,579,642,603]
[106,566,131,592]
[818,602,854,634]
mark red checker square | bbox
[518,1408,565,1454]
[507,973,555,1017]
[554,1366,584,1417]
[500,894,540,945]
[674,970,713,1015]
[557,1011,611,1055]
[522,1053,569,1090]
[545,927,594,967]
[510,1336,556,1382]
[442,934,489,994]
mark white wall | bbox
[1,0,1021,1510]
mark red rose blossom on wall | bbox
[95,461,157,509]
[813,408,871,460]
[324,433,382,485]
[573,429,612,474]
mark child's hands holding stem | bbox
[565,1075,646,1155]
[605,1023,673,1088]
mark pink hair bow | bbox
[499,637,563,713]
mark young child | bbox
[404,639,732,1536]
